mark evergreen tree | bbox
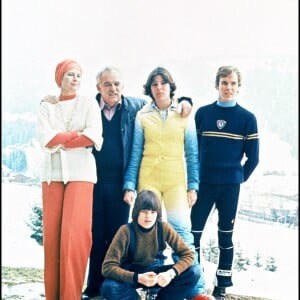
[27,203,43,246]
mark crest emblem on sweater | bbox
[216,120,226,130]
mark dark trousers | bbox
[191,183,240,288]
[101,265,200,300]
[85,180,130,295]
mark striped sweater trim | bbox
[199,131,259,141]
[246,133,259,140]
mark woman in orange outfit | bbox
[37,59,103,300]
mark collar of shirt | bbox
[151,99,177,111]
[217,99,237,107]
[100,98,122,120]
[151,99,177,122]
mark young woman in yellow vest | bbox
[123,67,208,299]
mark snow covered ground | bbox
[201,213,299,300]
[1,183,298,300]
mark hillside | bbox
[2,183,298,300]
[2,266,275,300]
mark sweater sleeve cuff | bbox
[187,182,199,191]
[172,267,178,277]
[133,272,139,284]
[46,131,78,147]
[177,96,193,106]
[123,182,136,191]
[64,135,93,148]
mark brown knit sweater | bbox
[102,221,195,283]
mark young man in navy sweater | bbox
[191,66,259,300]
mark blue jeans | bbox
[101,264,200,300]
[168,218,206,296]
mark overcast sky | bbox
[2,0,298,111]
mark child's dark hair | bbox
[131,190,162,223]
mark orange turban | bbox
[55,59,82,87]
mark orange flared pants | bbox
[42,181,93,300]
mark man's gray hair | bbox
[96,66,123,84]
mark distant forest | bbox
[2,55,298,160]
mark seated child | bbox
[101,190,201,300]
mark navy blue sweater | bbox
[93,108,123,181]
[195,101,259,184]
[93,94,147,178]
